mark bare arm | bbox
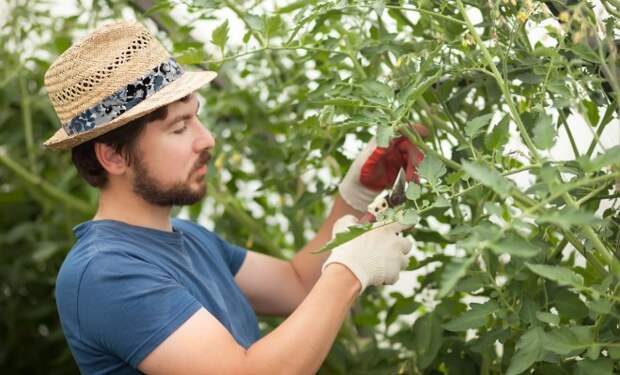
[139,263,360,375]
[234,193,364,316]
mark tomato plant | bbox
[1,0,619,374]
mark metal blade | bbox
[387,167,407,208]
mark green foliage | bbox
[2,0,620,374]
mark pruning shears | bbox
[359,167,408,224]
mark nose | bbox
[193,120,215,152]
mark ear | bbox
[94,143,129,176]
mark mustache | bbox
[193,150,212,171]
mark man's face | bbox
[129,94,215,206]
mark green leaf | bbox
[398,69,442,108]
[526,263,584,289]
[488,233,541,258]
[360,81,393,99]
[438,256,475,298]
[405,183,421,200]
[532,112,556,150]
[505,327,545,375]
[484,114,510,151]
[443,300,500,331]
[461,161,513,197]
[537,207,601,230]
[580,145,620,172]
[582,100,600,126]
[418,154,446,186]
[396,208,419,225]
[411,313,443,369]
[376,125,394,147]
[536,311,559,326]
[175,47,208,65]
[315,224,370,253]
[211,19,229,53]
[570,43,600,63]
[576,358,614,375]
[588,299,612,314]
[465,113,493,138]
[543,326,594,355]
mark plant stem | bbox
[19,74,35,173]
[523,173,620,216]
[585,104,615,157]
[558,109,580,159]
[562,192,620,277]
[456,0,541,163]
[576,180,613,206]
[0,152,93,214]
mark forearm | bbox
[290,193,364,292]
[244,263,360,375]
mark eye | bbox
[382,202,387,208]
[172,123,187,134]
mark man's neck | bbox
[93,184,174,232]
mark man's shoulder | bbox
[172,218,216,239]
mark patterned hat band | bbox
[63,57,184,136]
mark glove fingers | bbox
[400,254,410,269]
[384,273,400,285]
[332,215,359,238]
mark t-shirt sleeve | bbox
[77,251,202,369]
[213,234,247,276]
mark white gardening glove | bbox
[338,137,380,212]
[322,214,414,294]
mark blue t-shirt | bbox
[55,218,260,374]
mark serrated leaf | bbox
[405,183,421,200]
[537,207,601,230]
[360,81,393,99]
[397,208,419,225]
[526,263,584,289]
[315,224,370,253]
[376,125,394,147]
[211,19,229,53]
[461,161,513,197]
[443,301,500,331]
[532,112,556,150]
[506,327,545,375]
[484,115,510,151]
[580,145,620,172]
[398,69,442,108]
[465,113,493,138]
[488,233,541,258]
[418,154,446,186]
[438,256,475,298]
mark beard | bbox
[131,149,211,207]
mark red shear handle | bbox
[359,125,427,191]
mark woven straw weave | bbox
[43,21,217,150]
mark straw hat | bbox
[43,21,217,150]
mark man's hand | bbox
[322,215,414,293]
[339,124,428,212]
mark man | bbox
[46,21,424,374]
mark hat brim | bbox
[43,70,217,150]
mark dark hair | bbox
[71,95,192,188]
